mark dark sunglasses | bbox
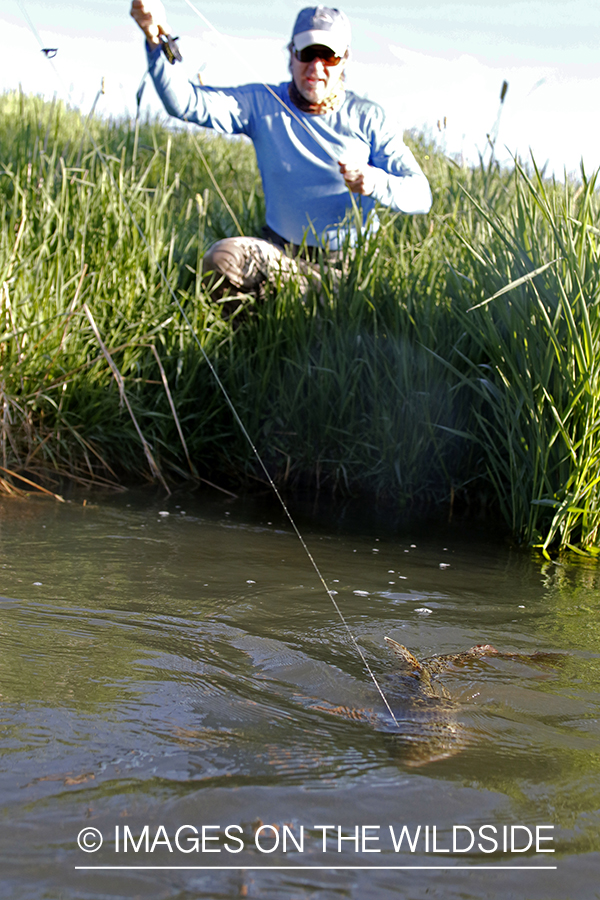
[293,44,343,66]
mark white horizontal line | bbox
[75,865,558,871]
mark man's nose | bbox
[306,58,326,77]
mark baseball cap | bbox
[291,7,351,57]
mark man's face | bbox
[290,45,347,104]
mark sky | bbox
[2,0,600,175]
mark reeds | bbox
[442,161,600,553]
[1,90,599,554]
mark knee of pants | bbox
[202,238,245,289]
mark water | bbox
[0,490,599,900]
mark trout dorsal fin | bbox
[384,637,424,675]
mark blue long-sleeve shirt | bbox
[147,44,432,248]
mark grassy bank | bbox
[1,90,600,555]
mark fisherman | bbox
[130,1,432,304]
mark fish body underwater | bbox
[380,639,563,765]
[312,638,491,766]
[381,636,473,767]
[312,639,564,766]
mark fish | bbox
[309,638,480,765]
[381,638,565,765]
[311,638,565,766]
[380,636,470,766]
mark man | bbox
[130,2,432,302]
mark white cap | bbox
[292,7,351,57]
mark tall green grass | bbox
[1,90,599,554]
[442,162,600,553]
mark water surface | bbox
[0,490,599,899]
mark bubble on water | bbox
[353,590,369,596]
[439,563,450,569]
[158,511,169,517]
[247,580,256,584]
[415,607,432,615]
[33,582,43,586]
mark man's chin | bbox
[300,87,325,104]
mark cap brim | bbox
[293,29,347,57]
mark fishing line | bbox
[15,0,73,105]
[15,1,400,728]
[15,0,46,50]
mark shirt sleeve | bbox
[365,105,432,215]
[145,42,254,136]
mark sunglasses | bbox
[293,44,343,66]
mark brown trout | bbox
[314,638,563,766]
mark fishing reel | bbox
[159,33,182,64]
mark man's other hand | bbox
[130,0,169,48]
[338,162,375,196]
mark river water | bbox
[0,489,599,900]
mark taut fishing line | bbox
[15,0,72,105]
[15,0,400,728]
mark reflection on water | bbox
[0,490,599,899]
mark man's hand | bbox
[338,162,376,196]
[130,0,169,48]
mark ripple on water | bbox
[1,496,600,899]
